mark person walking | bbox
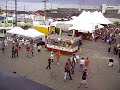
[37,45,41,53]
[79,57,85,72]
[64,62,68,81]
[71,59,76,74]
[85,57,90,69]
[76,53,80,63]
[26,44,30,58]
[15,45,19,57]
[12,46,15,58]
[108,45,111,52]
[50,51,54,63]
[31,46,34,57]
[46,57,51,69]
[78,69,88,88]
[67,59,72,80]
[56,50,61,65]
[1,44,5,54]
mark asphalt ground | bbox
[0,39,120,90]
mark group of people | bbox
[64,55,90,88]
[0,35,44,59]
[0,24,119,89]
[46,50,61,69]
[46,51,90,88]
[92,24,120,58]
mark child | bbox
[108,59,114,67]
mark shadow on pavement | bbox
[0,69,54,90]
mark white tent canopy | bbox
[51,11,112,33]
[69,23,104,33]
[7,27,25,35]
[7,27,45,41]
[25,28,45,41]
[68,11,111,32]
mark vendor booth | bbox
[34,25,55,36]
[46,35,79,54]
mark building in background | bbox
[102,4,120,19]
[102,4,120,14]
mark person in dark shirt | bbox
[46,58,51,69]
[12,46,15,58]
[79,69,88,88]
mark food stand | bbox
[46,35,79,54]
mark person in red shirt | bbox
[85,57,90,69]
[26,44,30,58]
[15,45,19,57]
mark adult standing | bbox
[108,45,111,52]
[79,57,85,72]
[4,39,8,47]
[76,53,80,63]
[50,51,54,62]
[85,57,90,69]
[1,41,5,54]
[31,45,34,57]
[64,62,68,81]
[56,50,61,65]
[12,46,15,58]
[15,45,19,57]
[46,57,51,69]
[67,59,72,80]
[26,44,30,58]
[37,45,41,53]
[71,59,76,74]
[78,69,88,88]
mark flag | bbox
[59,28,62,35]
[6,17,8,24]
[72,30,75,37]
[12,17,14,25]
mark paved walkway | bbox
[0,69,53,90]
[0,40,120,90]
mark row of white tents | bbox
[7,27,45,41]
[51,11,112,33]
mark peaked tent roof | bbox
[7,27,25,35]
[69,23,104,33]
[7,27,45,41]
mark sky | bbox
[0,0,120,11]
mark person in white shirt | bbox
[108,59,114,67]
[70,54,77,63]
[4,39,8,47]
[50,51,54,62]
[79,57,85,72]
[76,54,80,63]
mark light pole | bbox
[6,0,7,17]
[15,0,17,26]
[24,4,25,22]
[42,0,48,21]
[79,0,84,12]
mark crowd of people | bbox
[46,50,90,88]
[0,24,119,88]
[92,24,120,58]
[0,35,44,58]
